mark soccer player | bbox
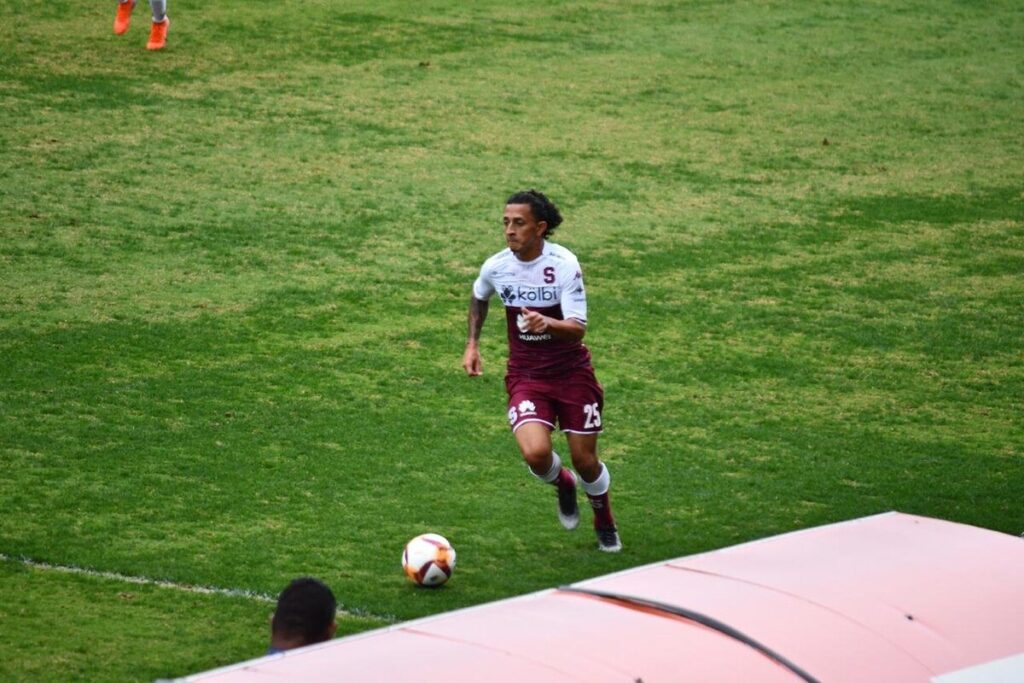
[462,189,621,552]
[113,0,170,51]
[268,577,338,655]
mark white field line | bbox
[0,552,277,601]
[0,553,393,622]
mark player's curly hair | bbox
[272,577,336,645]
[506,189,563,238]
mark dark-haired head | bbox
[506,189,563,238]
[271,577,337,648]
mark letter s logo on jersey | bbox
[543,266,556,284]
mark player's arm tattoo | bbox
[466,297,489,345]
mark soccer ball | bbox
[402,533,456,587]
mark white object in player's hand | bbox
[518,307,547,333]
[402,533,456,587]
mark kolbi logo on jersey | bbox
[499,284,559,305]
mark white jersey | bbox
[472,241,592,378]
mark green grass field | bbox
[1,0,1022,680]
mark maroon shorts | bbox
[505,367,604,434]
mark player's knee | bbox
[570,450,600,480]
[521,447,552,471]
[514,423,552,465]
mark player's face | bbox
[503,203,547,261]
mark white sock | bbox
[530,451,562,484]
[581,463,610,496]
[149,0,166,21]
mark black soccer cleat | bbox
[556,469,580,530]
[596,524,622,552]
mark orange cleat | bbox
[146,16,169,50]
[113,0,137,35]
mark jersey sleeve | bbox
[559,257,588,325]
[472,259,495,301]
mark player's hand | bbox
[462,346,482,376]
[518,307,549,334]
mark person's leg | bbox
[148,0,166,22]
[514,421,555,476]
[508,378,579,529]
[565,432,601,482]
[554,368,619,550]
[146,0,169,50]
[568,433,620,551]
[514,422,580,530]
[114,0,137,35]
